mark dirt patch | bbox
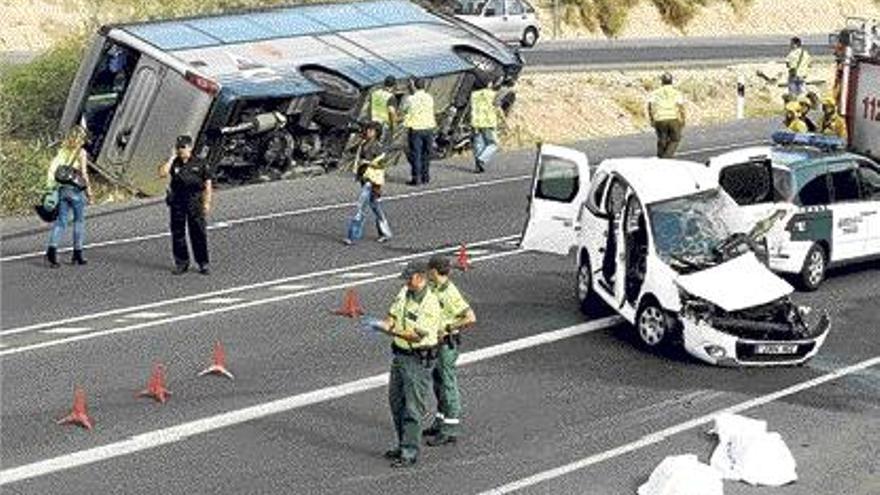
[500,62,836,148]
[536,0,880,40]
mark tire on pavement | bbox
[797,242,827,291]
[302,68,361,111]
[312,105,356,128]
[635,298,676,349]
[576,254,603,315]
[521,27,538,48]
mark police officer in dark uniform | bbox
[158,135,213,275]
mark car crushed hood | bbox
[675,253,794,312]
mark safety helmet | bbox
[821,95,837,108]
[784,101,802,114]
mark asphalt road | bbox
[523,34,831,70]
[0,34,830,72]
[1,119,878,494]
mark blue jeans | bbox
[347,182,392,241]
[407,129,433,184]
[48,186,86,250]
[472,128,498,166]
[788,76,805,97]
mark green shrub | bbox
[0,35,87,141]
[0,138,54,216]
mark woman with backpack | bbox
[45,125,92,268]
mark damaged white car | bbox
[520,145,831,366]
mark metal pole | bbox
[553,0,559,40]
[736,75,745,119]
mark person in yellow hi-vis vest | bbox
[372,260,443,468]
[647,72,686,158]
[370,76,398,144]
[402,78,436,186]
[819,96,848,140]
[783,101,809,133]
[786,37,811,97]
[423,255,476,447]
[470,79,500,173]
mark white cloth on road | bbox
[709,413,797,487]
[637,454,724,495]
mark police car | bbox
[709,132,880,290]
[520,145,830,366]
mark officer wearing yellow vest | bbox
[374,260,443,468]
[648,72,686,158]
[370,76,398,143]
[786,37,811,97]
[423,255,476,446]
[402,78,437,186]
[819,96,848,140]
[470,79,500,173]
[783,101,809,133]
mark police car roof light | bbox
[771,131,845,151]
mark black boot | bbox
[71,249,87,266]
[46,247,60,268]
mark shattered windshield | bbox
[648,189,747,273]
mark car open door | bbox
[520,144,591,255]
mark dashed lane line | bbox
[270,284,312,292]
[0,235,518,338]
[477,354,880,494]
[0,250,523,357]
[123,312,171,319]
[198,298,244,305]
[39,327,92,335]
[0,315,623,485]
[337,272,376,279]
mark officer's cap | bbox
[176,135,194,149]
[400,260,429,280]
[428,255,452,274]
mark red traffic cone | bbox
[138,363,172,404]
[456,244,471,271]
[198,341,235,380]
[57,386,94,430]
[333,288,365,318]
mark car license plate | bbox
[755,344,798,355]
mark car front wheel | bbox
[798,243,827,291]
[521,27,539,48]
[636,302,672,348]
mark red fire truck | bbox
[832,17,880,160]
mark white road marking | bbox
[123,312,170,320]
[337,272,376,279]
[477,355,880,495]
[0,316,622,485]
[0,140,765,264]
[0,176,529,262]
[0,235,518,338]
[0,250,523,357]
[198,297,244,305]
[466,249,490,256]
[270,284,312,292]
[113,319,128,323]
[39,327,92,335]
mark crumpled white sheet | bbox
[637,454,724,495]
[709,413,798,487]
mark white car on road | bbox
[454,0,541,47]
[709,132,880,290]
[520,144,831,366]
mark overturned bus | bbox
[60,0,523,195]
